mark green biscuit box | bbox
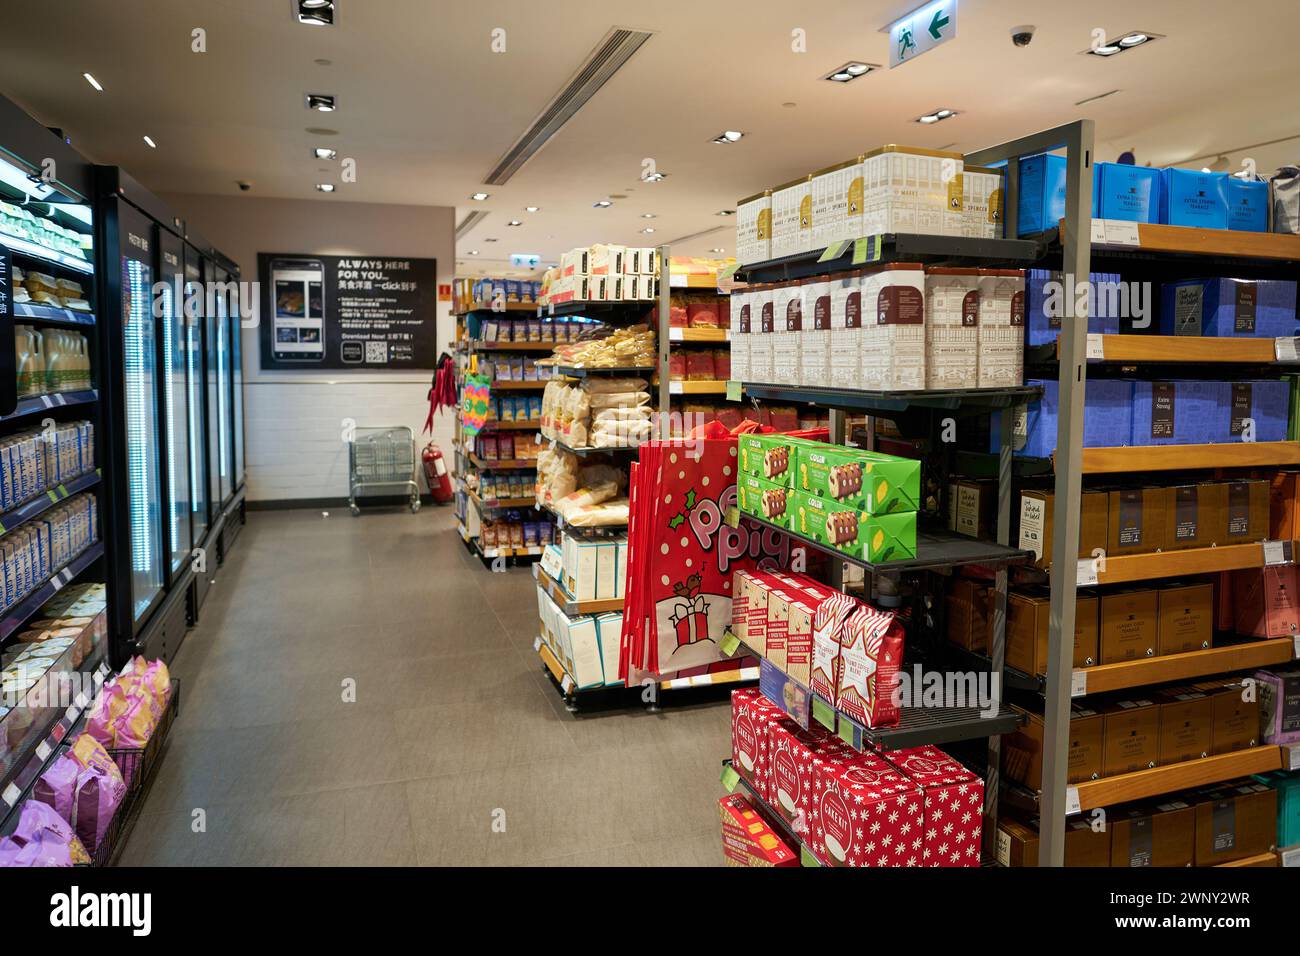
[736,433,821,485]
[792,490,917,563]
[737,473,792,529]
[796,444,920,515]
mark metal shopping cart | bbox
[348,425,421,515]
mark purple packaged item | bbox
[0,800,90,866]
[32,748,126,854]
[1256,665,1300,746]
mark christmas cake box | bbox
[731,687,784,802]
[762,573,839,679]
[808,749,924,867]
[718,794,798,867]
[792,490,917,563]
[836,603,905,729]
[808,591,859,702]
[881,745,984,867]
[737,473,792,529]
[736,432,821,484]
[795,443,920,515]
[767,719,832,830]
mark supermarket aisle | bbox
[117,507,727,866]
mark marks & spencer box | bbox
[792,490,917,563]
[1163,482,1224,551]
[1157,582,1213,656]
[1017,378,1133,458]
[1107,487,1170,557]
[1003,702,1103,788]
[770,176,813,259]
[996,814,1111,867]
[807,750,922,867]
[881,745,983,867]
[1160,277,1298,338]
[854,263,927,392]
[861,145,965,238]
[735,190,772,265]
[1192,782,1277,865]
[1160,168,1229,229]
[1231,566,1299,639]
[1101,698,1161,776]
[1228,177,1270,232]
[747,283,775,383]
[946,578,993,652]
[1255,665,1300,746]
[924,267,980,389]
[976,268,1025,388]
[1016,153,1067,236]
[953,479,995,540]
[1019,489,1109,568]
[962,165,1003,239]
[794,443,920,515]
[1190,679,1260,754]
[736,431,818,483]
[729,288,750,380]
[737,473,791,529]
[1024,268,1123,346]
[1154,687,1214,764]
[810,157,864,250]
[1205,380,1290,444]
[730,687,782,800]
[1008,588,1099,675]
[1218,478,1269,545]
[718,794,798,867]
[1100,588,1159,663]
[1130,381,1217,445]
[770,280,805,386]
[1095,162,1161,223]
[1108,800,1196,867]
[819,270,861,388]
[1253,769,1300,847]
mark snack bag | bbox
[1,800,90,866]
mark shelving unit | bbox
[1068,748,1283,812]
[1071,639,1297,696]
[1082,541,1288,585]
[1081,442,1300,473]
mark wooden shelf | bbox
[1099,221,1300,261]
[1070,746,1282,812]
[1092,542,1275,585]
[1073,334,1285,364]
[1074,639,1296,695]
[1082,442,1300,474]
[489,380,548,391]
[668,327,728,343]
[537,639,571,688]
[1216,852,1279,868]
[669,380,731,395]
[534,565,624,616]
[475,340,556,352]
[480,419,541,432]
[468,454,538,471]
[467,491,535,510]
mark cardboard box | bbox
[736,432,813,484]
[1024,268,1123,346]
[845,264,927,392]
[1017,378,1133,457]
[798,277,831,386]
[1107,487,1169,557]
[1003,702,1104,788]
[1156,582,1213,656]
[946,578,992,653]
[924,267,980,389]
[1256,665,1300,746]
[1096,162,1162,224]
[862,145,965,238]
[1016,153,1067,236]
[881,745,983,867]
[1227,177,1270,232]
[1269,471,1299,541]
[736,190,772,265]
[1007,589,1099,675]
[794,443,921,515]
[1232,566,1300,639]
[1155,687,1214,764]
[953,479,995,540]
[1192,781,1277,865]
[1163,482,1225,551]
[1192,680,1261,754]
[748,285,775,383]
[1160,168,1229,229]
[737,472,791,529]
[821,270,862,388]
[807,750,924,867]
[996,814,1111,867]
[770,175,813,259]
[730,687,782,801]
[1131,380,1220,446]
[766,720,823,827]
[762,587,795,672]
[976,268,1025,388]
[1219,478,1270,545]
[1100,588,1159,663]
[1160,278,1298,338]
[1253,769,1300,847]
[792,490,917,563]
[1109,799,1196,867]
[770,281,805,387]
[594,611,623,686]
[717,794,798,867]
[729,289,751,381]
[1018,489,1109,568]
[1101,699,1161,776]
[810,157,864,249]
[962,166,1003,240]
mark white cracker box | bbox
[862,145,964,238]
[811,157,864,250]
[924,267,981,390]
[859,263,927,391]
[963,165,1004,239]
[595,612,625,685]
[799,277,833,386]
[770,280,806,386]
[771,176,814,259]
[748,284,776,384]
[827,270,865,390]
[736,190,772,265]
[976,269,1025,388]
[730,288,751,381]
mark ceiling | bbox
[2,0,1297,276]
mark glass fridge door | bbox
[185,245,209,544]
[158,229,192,577]
[231,298,245,490]
[207,263,231,508]
[119,207,164,622]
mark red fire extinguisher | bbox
[422,442,454,504]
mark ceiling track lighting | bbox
[313,147,337,160]
[824,61,877,83]
[524,206,540,212]
[506,219,522,226]
[470,192,490,201]
[305,93,336,112]
[295,0,336,26]
[593,200,613,208]
[916,108,958,124]
[711,130,744,144]
[1084,31,1161,57]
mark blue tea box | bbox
[1025,268,1124,345]
[1006,378,1134,458]
[1130,381,1219,446]
[1159,168,1229,228]
[1227,177,1269,232]
[1096,162,1161,223]
[1160,278,1298,338]
[1204,380,1290,444]
[1015,154,1102,236]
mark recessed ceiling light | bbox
[524,206,540,212]
[712,130,744,144]
[1085,31,1161,57]
[468,250,479,255]
[593,200,613,208]
[296,1,335,26]
[824,61,877,83]
[1093,45,1121,56]
[305,93,336,112]
[919,114,938,124]
[641,213,656,219]
[82,73,103,92]
[641,171,667,183]
[640,227,655,234]
[143,135,157,148]
[709,248,725,253]
[716,210,733,217]
[470,192,490,201]
[1119,33,1149,46]
[916,109,958,124]
[313,147,337,160]
[507,219,522,226]
[316,183,335,192]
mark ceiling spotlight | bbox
[143,135,157,148]
[716,210,734,217]
[709,248,725,253]
[824,61,877,83]
[524,206,540,212]
[919,114,939,124]
[1119,33,1149,46]
[507,219,522,226]
[470,192,490,201]
[712,130,744,144]
[314,147,337,160]
[916,109,958,124]
[641,213,656,219]
[305,93,336,111]
[641,171,667,182]
[1093,45,1121,56]
[640,227,655,234]
[296,1,335,26]
[468,250,479,255]
[593,200,613,208]
[82,73,103,92]
[316,183,335,192]
[1085,31,1161,57]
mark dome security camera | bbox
[237,180,252,191]
[1011,25,1036,47]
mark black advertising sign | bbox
[257,252,437,370]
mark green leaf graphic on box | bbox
[685,488,697,509]
[668,514,685,529]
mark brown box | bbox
[1155,688,1214,764]
[1004,702,1104,788]
[1191,680,1260,754]
[1007,589,1099,676]
[1163,483,1225,551]
[945,578,991,652]
[1107,487,1170,557]
[1218,479,1270,545]
[1156,582,1213,656]
[1108,799,1196,867]
[1100,589,1158,664]
[1018,489,1108,569]
[1268,471,1300,541]
[1101,699,1161,776]
[996,814,1111,867]
[954,479,995,540]
[1192,782,1277,865]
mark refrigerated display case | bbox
[184,243,209,548]
[232,297,246,491]
[157,227,192,579]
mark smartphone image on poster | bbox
[270,258,326,362]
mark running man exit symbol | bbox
[888,0,958,68]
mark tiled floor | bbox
[119,506,728,866]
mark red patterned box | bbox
[718,794,799,867]
[808,750,924,867]
[882,745,984,867]
[730,687,786,803]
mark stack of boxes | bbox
[538,245,660,306]
[536,536,627,689]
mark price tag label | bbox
[1076,558,1099,587]
[724,506,740,528]
[35,741,51,761]
[1070,670,1088,698]
[1103,220,1141,246]
[1065,787,1081,816]
[811,695,837,732]
[720,764,741,792]
[533,636,542,653]
[800,845,821,867]
[1263,540,1289,566]
[1275,337,1300,362]
[1085,334,1105,360]
[74,693,88,710]
[560,675,574,693]
[720,629,741,656]
[1,783,19,807]
[1090,219,1107,244]
[725,380,742,402]
[851,236,880,265]
[817,240,849,263]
